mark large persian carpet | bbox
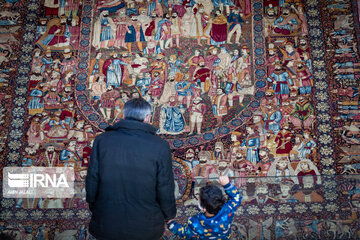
[0,0,360,239]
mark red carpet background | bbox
[0,0,359,238]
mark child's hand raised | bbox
[217,176,230,186]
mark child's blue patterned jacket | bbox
[167,183,242,239]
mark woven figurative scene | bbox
[0,0,360,238]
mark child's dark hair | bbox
[200,184,225,215]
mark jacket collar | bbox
[105,119,157,134]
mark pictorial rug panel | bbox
[0,0,360,238]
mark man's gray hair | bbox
[123,98,152,121]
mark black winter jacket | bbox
[86,119,176,240]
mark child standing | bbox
[167,176,242,239]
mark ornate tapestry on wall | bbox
[0,0,360,238]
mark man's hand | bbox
[164,220,174,230]
[217,176,230,186]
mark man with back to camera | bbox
[86,97,176,240]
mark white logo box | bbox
[3,167,75,198]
